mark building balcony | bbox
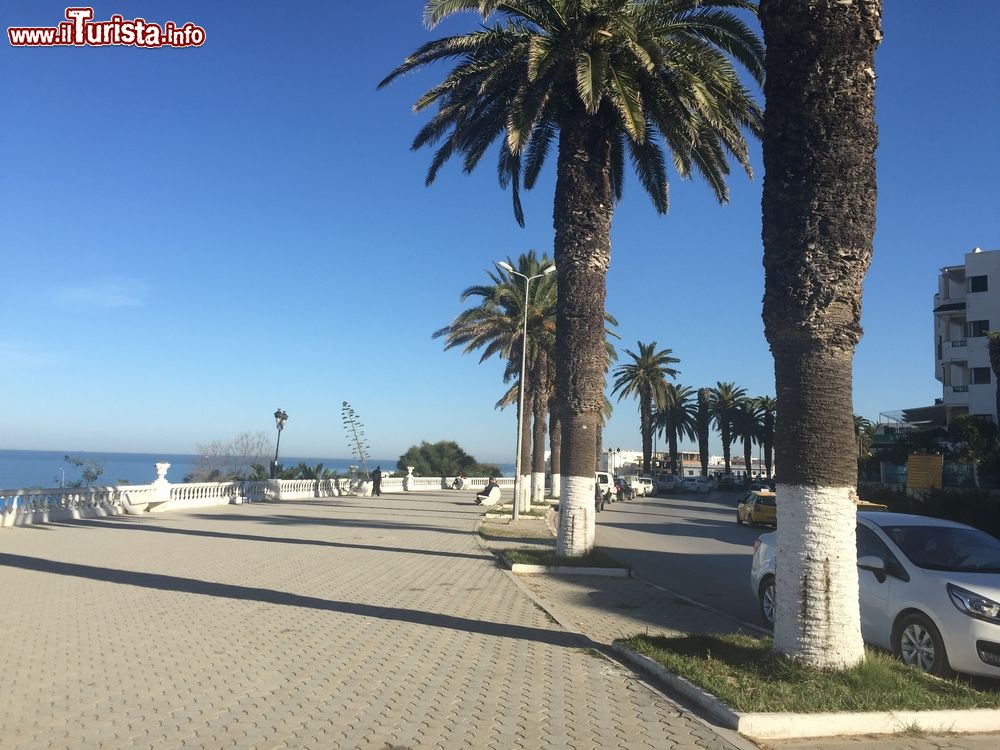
[953,385,970,393]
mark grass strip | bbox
[504,547,628,569]
[478,525,552,540]
[622,632,1000,713]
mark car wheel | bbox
[758,575,776,626]
[736,511,744,525]
[894,613,952,677]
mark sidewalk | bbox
[479,513,1000,750]
[0,491,741,749]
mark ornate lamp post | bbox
[496,260,556,520]
[271,409,288,479]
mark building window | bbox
[973,367,992,385]
[974,414,995,424]
[969,275,989,293]
[966,320,990,338]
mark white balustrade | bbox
[2,467,517,528]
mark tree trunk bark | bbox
[697,388,711,477]
[549,404,561,498]
[721,421,732,473]
[531,363,549,506]
[760,0,881,669]
[743,436,753,478]
[988,334,1000,423]
[519,378,532,513]
[553,114,614,557]
[669,429,679,476]
[640,391,652,474]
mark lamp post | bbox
[271,409,288,479]
[496,260,556,520]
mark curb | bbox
[508,562,630,577]
[611,641,1000,740]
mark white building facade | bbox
[934,247,1000,425]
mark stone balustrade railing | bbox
[1,465,514,528]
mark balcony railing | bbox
[953,385,970,393]
[950,339,968,348]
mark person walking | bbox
[372,466,382,497]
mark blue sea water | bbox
[0,450,397,490]
[0,449,516,490]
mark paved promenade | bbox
[0,491,741,750]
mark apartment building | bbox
[934,247,1000,425]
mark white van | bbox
[595,471,618,506]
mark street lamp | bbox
[496,260,556,520]
[271,408,288,479]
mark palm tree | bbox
[731,399,762,479]
[696,388,712,477]
[434,250,557,512]
[655,384,697,476]
[759,0,881,668]
[756,396,776,479]
[611,342,679,473]
[853,415,875,458]
[709,382,747,474]
[383,1,763,556]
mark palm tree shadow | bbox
[49,518,492,562]
[188,513,472,535]
[0,552,589,649]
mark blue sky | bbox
[1,1,997,465]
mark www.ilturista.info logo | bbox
[8,7,205,48]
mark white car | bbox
[680,477,711,494]
[751,511,1000,678]
[627,475,654,497]
[655,474,679,492]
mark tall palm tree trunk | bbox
[554,116,614,557]
[669,429,679,476]
[988,334,1000,422]
[764,411,775,479]
[743,436,753,478]
[721,422,732,473]
[640,392,653,474]
[549,405,561,498]
[760,0,880,668]
[531,372,549,506]
[519,380,533,513]
[697,388,711,477]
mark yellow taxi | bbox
[737,490,777,527]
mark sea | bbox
[0,449,515,490]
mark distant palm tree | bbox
[383,0,763,557]
[612,342,680,473]
[853,415,875,458]
[760,0,881,667]
[697,388,712,477]
[710,382,747,474]
[756,396,777,479]
[434,251,557,512]
[655,384,697,476]
[731,399,763,479]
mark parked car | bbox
[750,511,1000,678]
[655,474,679,492]
[718,474,740,491]
[626,475,654,497]
[680,477,711,494]
[736,490,777,527]
[615,477,636,501]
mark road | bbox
[595,488,770,627]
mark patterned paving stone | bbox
[0,492,741,749]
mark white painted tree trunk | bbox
[555,474,595,556]
[551,472,561,498]
[519,473,532,512]
[531,471,545,505]
[773,484,865,668]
